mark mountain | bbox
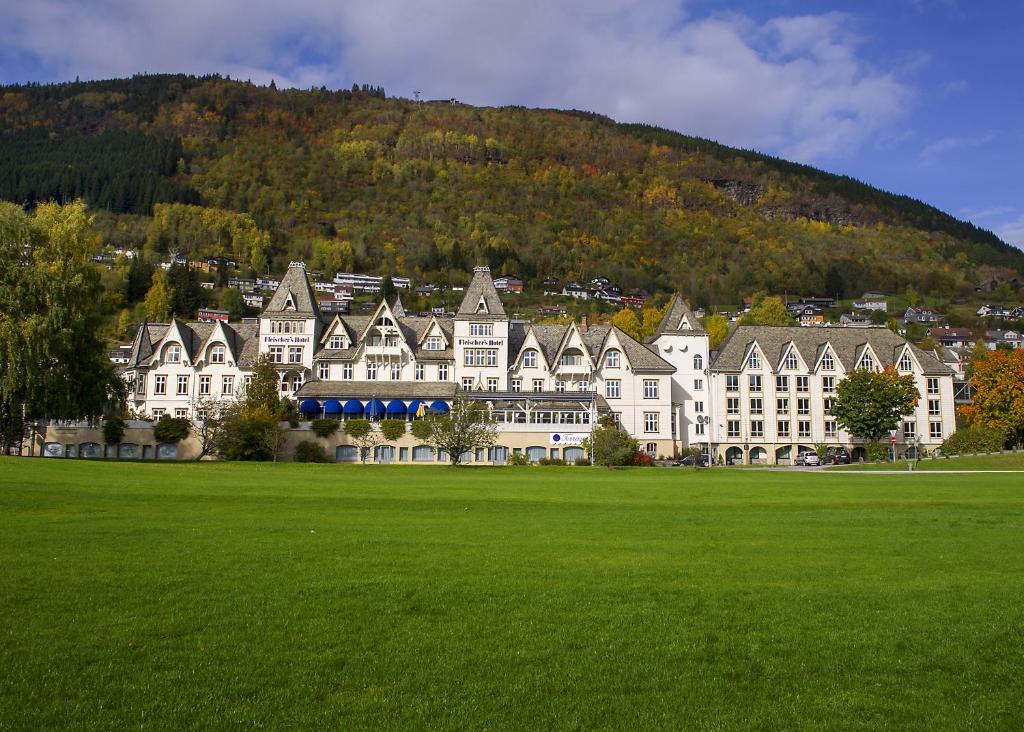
[1,73,1020,306]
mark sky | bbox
[0,0,1021,249]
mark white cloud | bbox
[995,215,1024,250]
[0,0,914,162]
[919,132,995,164]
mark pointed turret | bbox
[263,262,321,318]
[651,293,704,339]
[457,266,505,319]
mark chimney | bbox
[580,314,588,333]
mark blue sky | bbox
[0,0,1021,248]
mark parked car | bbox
[795,451,820,466]
[822,447,851,465]
[673,454,710,467]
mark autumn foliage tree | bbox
[960,349,1024,447]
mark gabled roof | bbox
[263,262,320,318]
[652,294,705,338]
[712,326,951,375]
[457,266,505,318]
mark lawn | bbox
[1,459,1022,730]
[832,452,1024,471]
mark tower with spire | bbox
[452,266,510,391]
[649,294,710,451]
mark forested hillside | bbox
[1,73,1020,307]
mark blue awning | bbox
[407,400,425,417]
[385,399,407,415]
[323,399,342,415]
[299,399,321,415]
[429,400,450,414]
[366,398,386,418]
[342,399,363,415]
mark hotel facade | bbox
[38,264,955,463]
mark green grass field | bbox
[833,452,1024,471]
[2,459,1023,730]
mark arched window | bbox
[164,343,181,363]
[605,349,620,368]
[375,316,394,327]
[523,349,538,368]
[209,344,226,363]
[693,354,703,370]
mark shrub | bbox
[379,419,407,441]
[410,419,433,440]
[574,456,590,466]
[585,423,639,468]
[506,452,530,466]
[311,419,339,438]
[220,408,284,461]
[102,415,125,445]
[294,440,330,463]
[344,419,371,439]
[153,416,189,443]
[538,457,565,466]
[941,426,1007,455]
[630,451,654,466]
[866,441,889,462]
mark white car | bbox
[795,451,820,466]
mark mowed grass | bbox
[1,459,1023,730]
[833,451,1024,471]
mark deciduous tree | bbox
[832,369,920,445]
[611,308,642,341]
[421,396,497,465]
[0,201,124,452]
[960,349,1024,446]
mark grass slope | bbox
[2,458,1023,730]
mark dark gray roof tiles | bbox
[263,264,320,317]
[711,326,951,375]
[652,294,705,338]
[457,267,506,317]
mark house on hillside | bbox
[795,306,825,327]
[929,327,974,348]
[985,330,1022,350]
[853,293,888,312]
[493,275,524,294]
[903,306,944,325]
[838,313,872,327]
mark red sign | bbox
[890,436,897,445]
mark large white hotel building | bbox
[48,264,955,463]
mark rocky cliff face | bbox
[711,179,881,228]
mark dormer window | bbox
[898,353,913,372]
[523,349,538,368]
[165,343,181,363]
[860,353,875,371]
[328,335,344,349]
[784,351,798,370]
[821,351,834,371]
[748,350,761,370]
[209,344,225,364]
[426,336,443,351]
[375,316,394,328]
[284,293,296,311]
[605,349,620,368]
[476,298,488,314]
